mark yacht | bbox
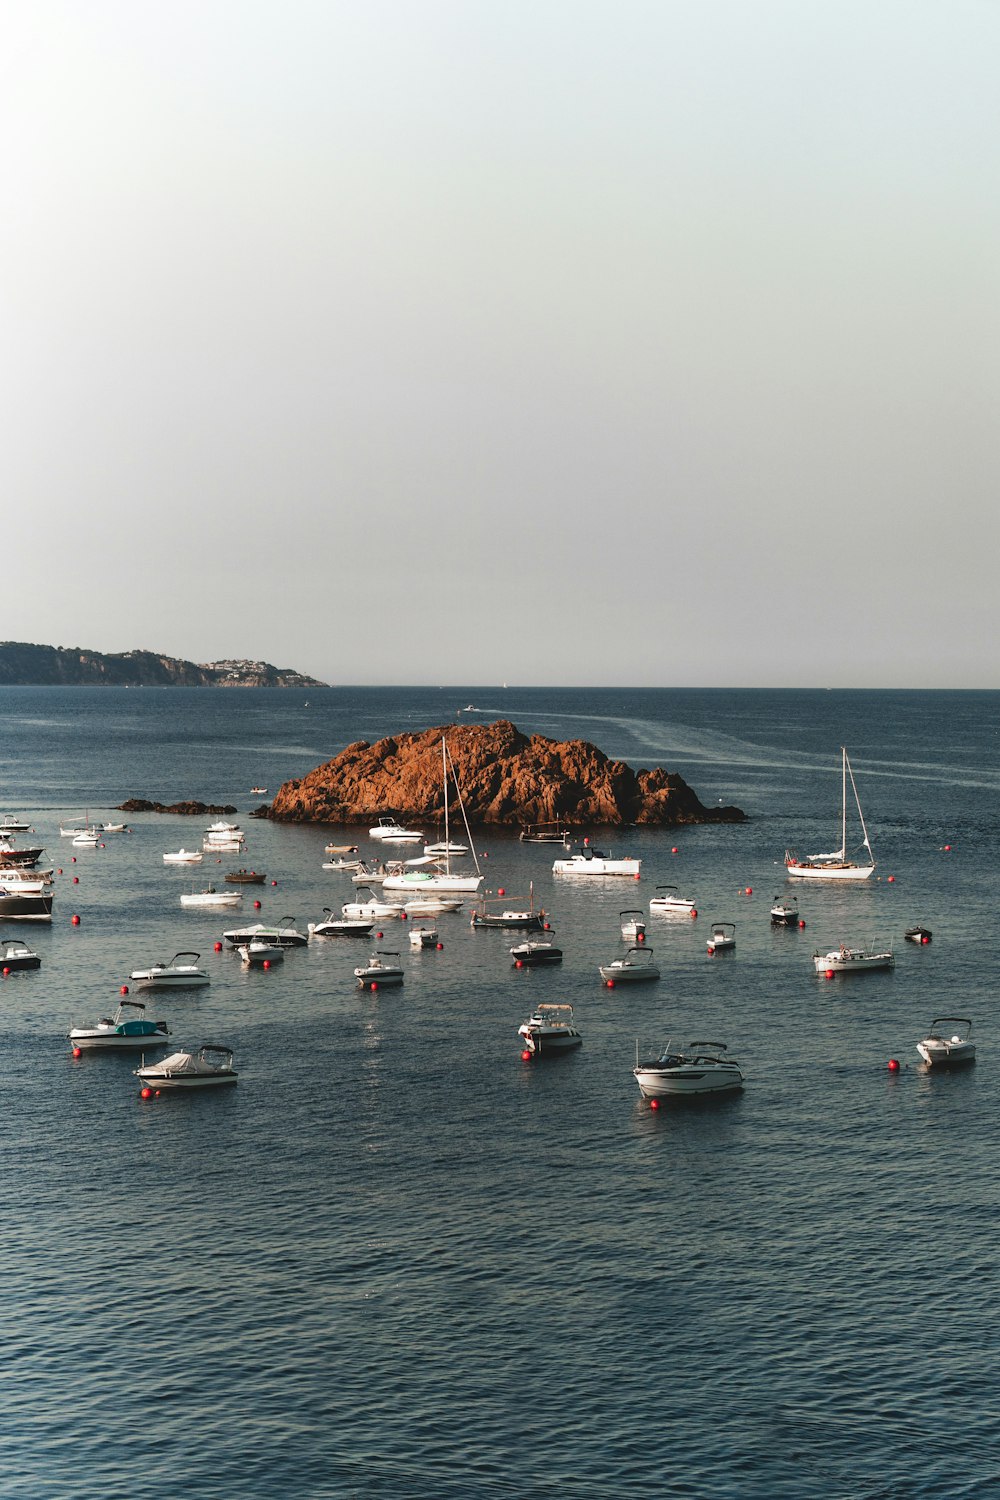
[813,941,894,974]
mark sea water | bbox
[0,686,997,1498]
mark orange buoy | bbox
[262,959,270,970]
[671,846,678,854]
[498,888,505,897]
[745,887,752,896]
[120,984,129,995]
[521,1049,532,1061]
[370,981,378,991]
[2,967,9,977]
[515,959,523,969]
[72,1046,82,1059]
[649,1098,660,1110]
[140,1087,152,1099]
[71,914,81,926]
[826,969,835,979]
[887,875,895,883]
[690,909,698,919]
[606,978,615,989]
[888,1058,900,1072]
[214,941,223,952]
[436,942,443,950]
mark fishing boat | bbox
[813,941,894,974]
[129,952,211,988]
[620,910,647,941]
[135,1044,238,1089]
[225,869,266,884]
[0,884,53,921]
[649,885,697,915]
[354,951,404,987]
[510,934,563,966]
[0,936,41,970]
[69,1000,170,1051]
[518,1003,582,1056]
[552,849,641,877]
[519,821,573,845]
[917,1017,975,1068]
[599,946,660,984]
[706,921,736,953]
[222,917,308,948]
[0,841,44,868]
[382,739,483,895]
[471,882,546,930]
[785,747,876,880]
[633,1040,744,1099]
[770,898,799,925]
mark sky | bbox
[2,1,998,688]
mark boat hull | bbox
[519,1029,582,1054]
[553,857,641,877]
[786,863,875,881]
[598,965,659,983]
[70,1029,170,1050]
[813,949,894,973]
[0,892,53,920]
[917,1040,976,1067]
[130,970,210,988]
[634,1066,743,1098]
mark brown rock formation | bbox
[260,721,746,828]
[118,799,239,816]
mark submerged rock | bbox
[261,720,746,828]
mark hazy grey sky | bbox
[3,1,997,687]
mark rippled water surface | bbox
[1,686,997,1497]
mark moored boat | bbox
[135,1044,238,1089]
[225,869,266,884]
[354,951,404,987]
[770,898,799,925]
[813,941,894,974]
[706,921,736,953]
[368,818,424,844]
[308,909,374,938]
[222,917,308,949]
[180,886,243,908]
[237,941,284,967]
[510,935,563,966]
[620,909,647,941]
[70,1000,170,1050]
[129,952,210,988]
[917,1017,975,1068]
[649,885,697,915]
[905,925,932,944]
[599,945,660,985]
[0,936,41,970]
[163,849,203,864]
[552,850,641,877]
[633,1040,744,1098]
[518,1003,582,1055]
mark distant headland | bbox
[0,641,324,688]
[259,720,747,828]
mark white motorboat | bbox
[917,1017,975,1068]
[308,909,374,938]
[905,925,933,944]
[129,952,211,988]
[250,787,268,796]
[237,941,284,967]
[203,837,244,852]
[102,822,127,833]
[163,849,204,864]
[518,1003,583,1056]
[649,885,697,915]
[552,849,641,877]
[0,816,32,833]
[135,1044,238,1090]
[785,747,876,880]
[351,861,389,885]
[813,941,894,974]
[620,909,647,941]
[355,951,404,987]
[204,820,243,840]
[179,887,243,908]
[510,935,563,967]
[424,840,468,857]
[408,925,439,948]
[599,946,660,985]
[706,921,736,953]
[770,898,799,925]
[72,829,101,847]
[633,1040,744,1098]
[368,818,424,844]
[69,1000,170,1051]
[0,936,41,971]
[223,917,308,948]
[341,887,400,921]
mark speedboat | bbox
[0,884,53,921]
[620,909,647,941]
[237,941,284,967]
[519,822,573,845]
[0,936,41,971]
[706,922,736,953]
[180,887,243,908]
[129,952,211,988]
[69,1000,170,1051]
[341,888,399,921]
[813,941,894,974]
[322,857,363,871]
[905,925,933,944]
[0,816,32,833]
[308,909,374,938]
[163,849,204,864]
[599,946,660,985]
[917,1017,975,1068]
[351,861,389,885]
[368,818,424,844]
[770,898,799,925]
[649,885,697,915]
[135,1044,238,1089]
[408,925,439,948]
[518,1003,583,1056]
[222,917,308,949]
[633,1040,744,1098]
[510,935,563,967]
[355,951,404,987]
[424,840,468,857]
[204,820,243,841]
[225,869,266,884]
[552,850,641,877]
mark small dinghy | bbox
[917,1017,975,1068]
[0,936,41,971]
[135,1044,238,1090]
[518,1003,582,1056]
[70,1000,170,1051]
[599,945,660,985]
[354,951,404,987]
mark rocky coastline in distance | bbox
[0,641,323,688]
[257,720,747,828]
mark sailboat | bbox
[382,739,484,895]
[785,747,876,881]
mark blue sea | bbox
[1,685,998,1498]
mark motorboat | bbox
[599,946,660,985]
[620,909,647,941]
[649,885,697,915]
[250,787,268,795]
[518,1003,583,1056]
[0,841,44,868]
[634,1040,744,1099]
[69,1000,170,1051]
[706,922,736,953]
[368,818,424,844]
[0,936,41,971]
[308,909,374,938]
[408,925,439,948]
[203,837,245,853]
[163,849,204,864]
[72,828,101,847]
[237,941,284,967]
[519,822,573,845]
[552,849,641,877]
[322,857,363,871]
[0,884,53,921]
[398,897,464,917]
[510,935,563,966]
[785,747,876,880]
[917,1017,975,1068]
[770,898,799,925]
[813,941,894,974]
[225,869,266,884]
[905,925,933,944]
[102,823,127,833]
[223,917,308,949]
[355,951,404,987]
[129,952,210,988]
[180,886,243,908]
[135,1044,238,1089]
[0,816,32,833]
[351,861,389,885]
[204,820,243,841]
[341,888,400,921]
[424,840,468,857]
[324,843,359,855]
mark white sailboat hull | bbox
[786,861,875,881]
